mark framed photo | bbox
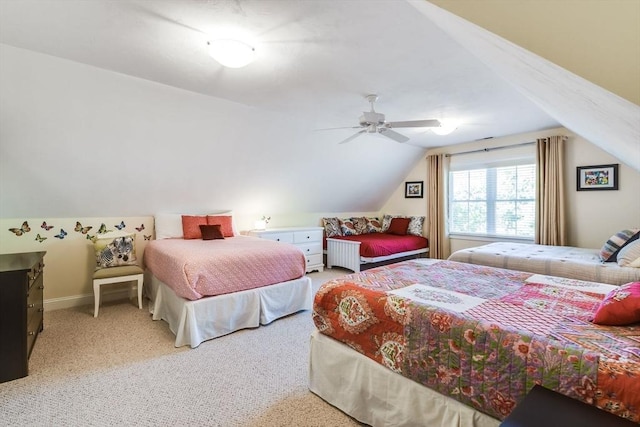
[576,164,618,191]
[405,181,424,198]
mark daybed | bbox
[144,213,312,348]
[310,258,640,426]
[323,215,428,273]
[448,232,640,286]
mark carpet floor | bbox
[0,269,363,426]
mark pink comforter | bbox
[143,236,306,300]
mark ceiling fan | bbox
[330,95,441,144]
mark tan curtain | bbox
[427,154,450,259]
[535,136,566,245]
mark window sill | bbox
[448,233,534,244]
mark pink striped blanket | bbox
[144,236,306,300]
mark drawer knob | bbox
[38,308,44,312]
[39,285,44,290]
[28,331,35,336]
[27,303,35,308]
[277,238,280,241]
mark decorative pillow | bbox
[617,240,640,267]
[182,215,208,239]
[592,282,640,326]
[199,224,225,240]
[365,217,382,233]
[208,211,238,236]
[382,214,398,232]
[94,233,137,269]
[387,217,411,235]
[206,215,234,237]
[322,217,342,237]
[351,217,368,235]
[407,216,425,236]
[599,229,640,262]
[155,213,183,239]
[340,218,357,236]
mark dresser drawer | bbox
[293,230,323,243]
[259,232,294,243]
[298,242,322,256]
[305,254,323,267]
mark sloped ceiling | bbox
[0,0,634,218]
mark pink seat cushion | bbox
[327,233,428,257]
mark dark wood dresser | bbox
[0,251,45,383]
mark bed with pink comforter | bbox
[143,235,306,300]
[143,235,311,347]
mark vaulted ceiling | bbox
[0,0,637,218]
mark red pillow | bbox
[207,215,234,237]
[199,224,225,240]
[181,215,208,239]
[592,282,640,326]
[386,217,411,235]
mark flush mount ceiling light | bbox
[431,121,458,135]
[207,39,256,68]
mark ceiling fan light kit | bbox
[332,94,448,144]
[207,39,256,68]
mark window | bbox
[448,163,536,239]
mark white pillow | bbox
[617,239,640,267]
[154,213,183,239]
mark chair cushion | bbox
[93,265,143,279]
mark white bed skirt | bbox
[146,272,312,348]
[309,330,499,427]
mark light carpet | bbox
[0,269,363,427]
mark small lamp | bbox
[207,39,256,68]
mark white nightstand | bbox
[248,227,324,273]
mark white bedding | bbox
[448,242,640,285]
[146,272,312,348]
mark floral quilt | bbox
[312,259,640,422]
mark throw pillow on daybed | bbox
[592,282,640,326]
[94,232,137,269]
[366,217,382,233]
[599,229,640,262]
[322,217,342,237]
[617,240,640,268]
[387,217,411,235]
[199,224,225,240]
[382,214,425,236]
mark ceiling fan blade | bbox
[338,129,366,144]
[316,126,363,131]
[385,119,441,128]
[379,128,409,143]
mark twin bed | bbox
[310,259,639,425]
[144,214,312,348]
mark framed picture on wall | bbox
[576,164,618,191]
[405,181,424,198]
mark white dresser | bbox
[248,227,324,273]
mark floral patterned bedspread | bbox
[312,259,640,422]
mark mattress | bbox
[143,235,306,300]
[324,233,428,257]
[312,259,640,422]
[448,242,640,285]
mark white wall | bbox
[383,127,640,254]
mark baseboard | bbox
[44,285,141,311]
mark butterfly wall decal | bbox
[97,223,112,234]
[8,221,30,236]
[87,234,97,243]
[115,221,126,230]
[35,234,47,243]
[54,229,68,239]
[144,235,152,240]
[41,221,54,231]
[74,221,93,234]
[135,224,145,232]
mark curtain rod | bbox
[444,141,535,158]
